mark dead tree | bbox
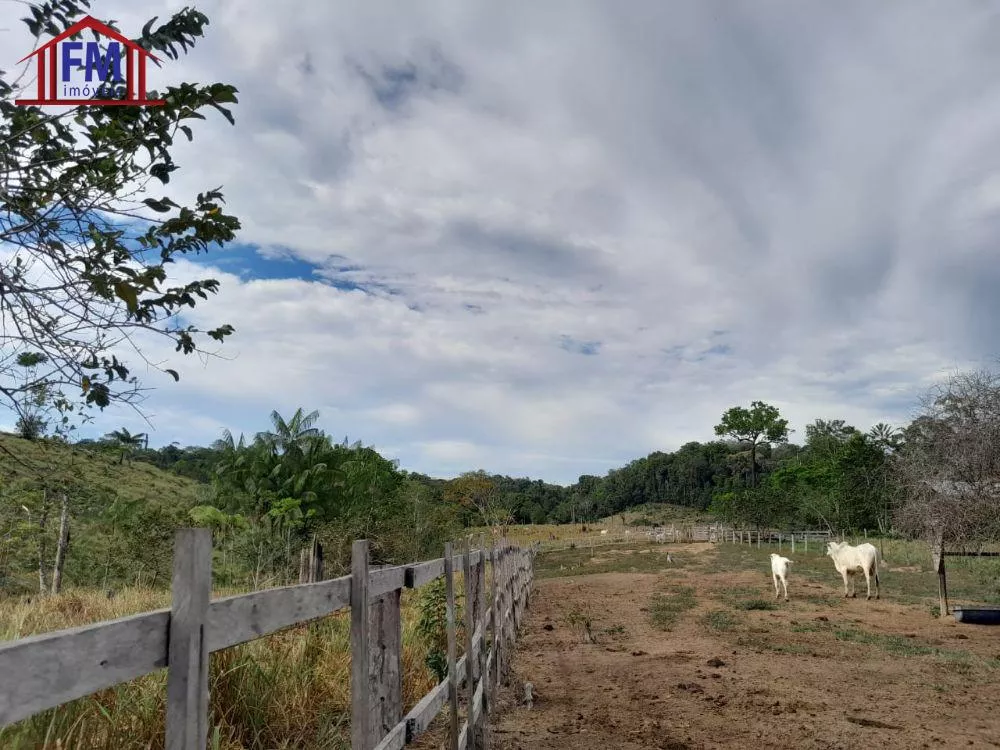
[895,368,1000,614]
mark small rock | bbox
[816,616,829,622]
[632,650,648,656]
[543,624,554,631]
[706,657,726,667]
[954,633,969,640]
[710,673,721,679]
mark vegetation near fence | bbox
[0,529,537,750]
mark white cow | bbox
[600,529,608,536]
[770,553,793,601]
[825,541,883,600]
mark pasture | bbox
[491,539,1000,749]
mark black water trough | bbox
[952,606,1000,625]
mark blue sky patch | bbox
[560,336,601,356]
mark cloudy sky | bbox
[3,0,1000,484]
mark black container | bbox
[952,606,1000,625]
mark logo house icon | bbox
[14,15,165,107]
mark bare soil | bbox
[489,545,1000,750]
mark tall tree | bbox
[714,401,790,487]
[1,2,240,431]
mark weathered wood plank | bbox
[445,542,459,750]
[407,558,444,588]
[351,540,372,750]
[206,576,351,652]
[462,541,482,750]
[166,528,212,750]
[459,721,469,750]
[369,565,406,598]
[368,588,402,743]
[404,678,449,740]
[0,609,169,726]
[372,721,405,750]
[470,679,484,726]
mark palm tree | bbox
[105,428,147,464]
[868,423,902,453]
[254,408,322,457]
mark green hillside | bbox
[0,432,207,505]
[0,433,209,595]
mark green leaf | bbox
[113,281,139,313]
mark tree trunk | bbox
[750,442,757,488]
[37,489,50,595]
[51,493,70,595]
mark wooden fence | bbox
[540,524,834,553]
[0,528,538,750]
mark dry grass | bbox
[0,585,448,749]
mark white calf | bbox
[600,529,608,536]
[770,553,793,601]
[825,541,882,599]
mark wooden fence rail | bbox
[0,529,538,750]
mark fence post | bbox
[368,574,402,744]
[932,530,949,617]
[462,539,483,749]
[166,528,212,750]
[477,535,491,748]
[444,542,459,750]
[490,544,501,693]
[350,540,371,750]
[298,548,310,584]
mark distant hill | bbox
[600,503,716,527]
[0,432,209,595]
[0,432,207,507]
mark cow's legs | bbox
[863,567,873,600]
[842,570,851,597]
[874,567,880,599]
[781,577,789,601]
[773,574,781,600]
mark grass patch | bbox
[734,598,777,611]
[833,626,935,657]
[535,544,682,579]
[703,609,742,632]
[831,625,982,669]
[650,584,696,631]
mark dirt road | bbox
[488,544,1000,750]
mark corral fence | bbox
[0,528,538,750]
[539,524,835,553]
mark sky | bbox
[3,0,1000,484]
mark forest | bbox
[0,393,934,598]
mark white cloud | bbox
[3,0,1000,483]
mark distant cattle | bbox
[600,529,608,536]
[770,553,793,601]
[825,541,883,599]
